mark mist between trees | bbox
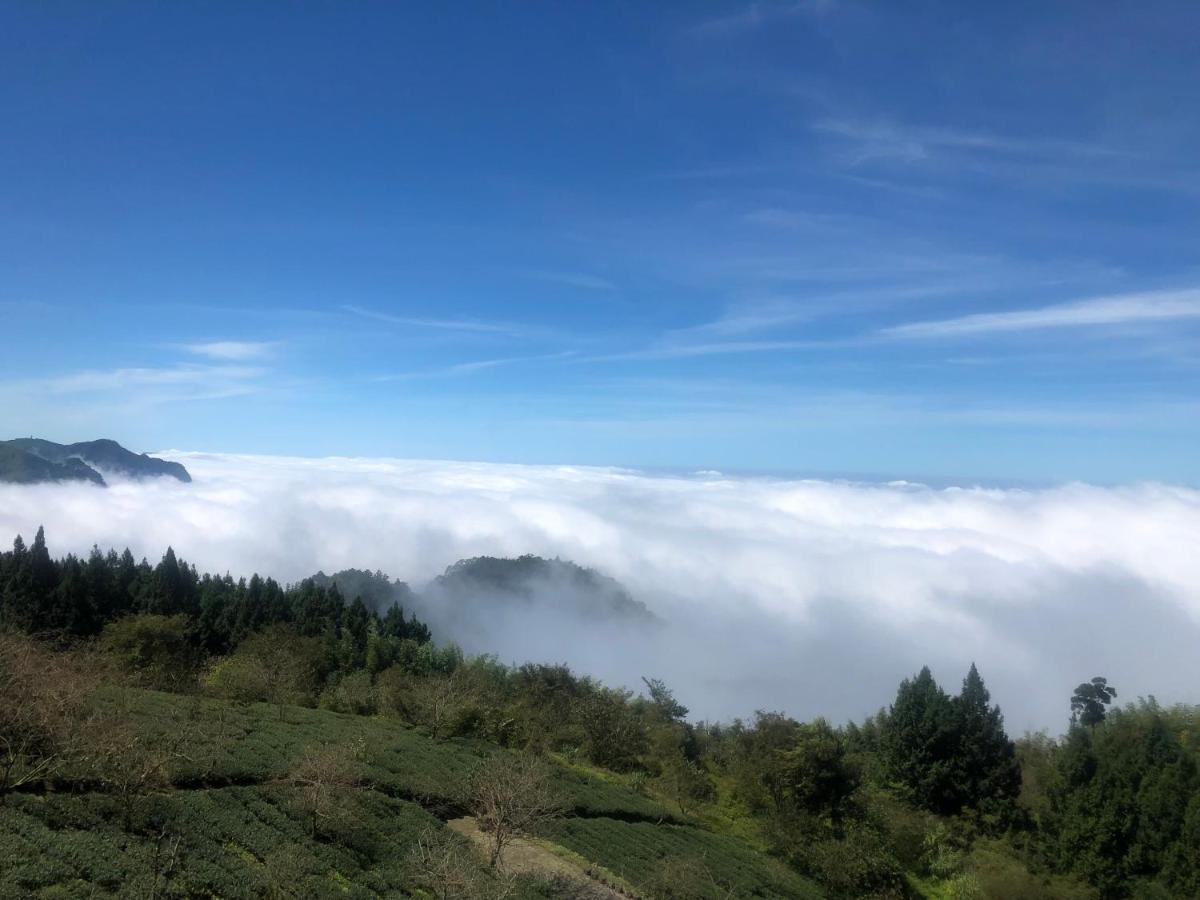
[2,527,1198,898]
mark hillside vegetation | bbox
[4,687,815,899]
[2,528,1198,898]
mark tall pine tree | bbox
[953,663,1020,815]
[881,666,960,813]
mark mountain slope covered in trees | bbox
[427,555,658,623]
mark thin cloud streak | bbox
[586,339,835,362]
[689,1,837,39]
[342,304,524,335]
[372,351,577,382]
[519,270,617,292]
[814,118,1126,166]
[43,365,268,394]
[181,341,277,361]
[881,289,1200,340]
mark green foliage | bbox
[0,529,432,661]
[641,676,690,723]
[881,664,1020,819]
[318,670,376,715]
[778,718,860,826]
[882,666,960,814]
[963,838,1096,900]
[657,749,715,816]
[0,783,445,898]
[4,529,1197,900]
[204,626,325,716]
[800,827,907,899]
[0,682,742,899]
[1071,677,1118,728]
[99,613,199,691]
[729,711,802,814]
[578,687,648,771]
[1046,700,1200,896]
[953,664,1021,821]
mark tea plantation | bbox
[0,688,824,899]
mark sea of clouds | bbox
[2,451,1198,733]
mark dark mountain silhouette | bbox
[0,438,191,485]
[0,444,106,486]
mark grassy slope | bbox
[0,689,824,899]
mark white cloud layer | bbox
[2,453,1198,733]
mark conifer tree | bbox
[953,663,1020,813]
[0,534,32,627]
[151,547,184,615]
[881,666,959,813]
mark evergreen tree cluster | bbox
[880,663,1021,818]
[0,527,431,662]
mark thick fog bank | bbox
[2,452,1198,732]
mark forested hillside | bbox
[1,529,1197,898]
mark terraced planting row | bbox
[542,817,824,900]
[4,690,818,898]
[0,785,443,899]
[111,688,674,822]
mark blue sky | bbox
[2,1,1198,483]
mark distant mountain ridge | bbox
[310,555,659,628]
[0,438,191,486]
[429,554,658,623]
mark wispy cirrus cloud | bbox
[372,351,577,382]
[814,118,1124,166]
[666,298,820,340]
[342,304,523,335]
[519,270,617,292]
[42,364,268,398]
[741,207,857,231]
[689,1,837,39]
[181,340,277,361]
[589,338,826,362]
[881,288,1200,340]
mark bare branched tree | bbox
[406,825,515,900]
[0,632,91,803]
[393,669,478,738]
[83,711,185,829]
[284,737,365,837]
[148,825,184,900]
[644,854,739,900]
[206,626,322,721]
[466,753,568,869]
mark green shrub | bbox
[801,828,907,899]
[99,613,199,691]
[319,671,376,715]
